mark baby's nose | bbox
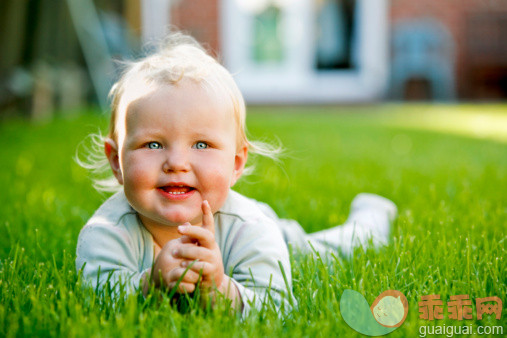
[162,148,190,172]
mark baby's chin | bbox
[160,213,202,226]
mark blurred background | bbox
[1,0,507,120]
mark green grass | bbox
[1,104,506,337]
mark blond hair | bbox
[78,32,280,193]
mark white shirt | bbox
[76,189,294,316]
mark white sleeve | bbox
[75,224,148,295]
[221,219,295,317]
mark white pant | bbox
[257,193,398,257]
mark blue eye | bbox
[194,141,208,149]
[146,142,162,149]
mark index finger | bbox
[201,200,214,235]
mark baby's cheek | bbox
[122,164,156,206]
[124,160,154,185]
[208,178,229,203]
[203,169,232,209]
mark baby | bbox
[76,33,397,315]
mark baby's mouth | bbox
[159,185,195,195]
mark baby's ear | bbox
[104,138,124,185]
[231,145,248,187]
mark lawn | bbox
[0,104,505,337]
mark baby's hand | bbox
[150,232,202,293]
[173,200,225,292]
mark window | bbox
[315,0,357,70]
[253,5,284,63]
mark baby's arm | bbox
[211,206,294,316]
[76,223,147,294]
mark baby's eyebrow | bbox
[131,128,165,138]
[191,132,211,139]
[124,131,161,146]
[191,132,230,145]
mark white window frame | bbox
[141,0,172,44]
[220,0,389,103]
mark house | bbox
[150,0,390,103]
[1,0,506,114]
[142,0,507,102]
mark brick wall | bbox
[168,0,507,100]
[390,0,507,99]
[170,0,220,57]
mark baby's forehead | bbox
[117,79,237,133]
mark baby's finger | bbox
[172,243,210,261]
[179,235,195,244]
[181,260,213,275]
[178,225,215,248]
[177,223,194,244]
[201,200,215,235]
[169,281,195,294]
[166,267,201,284]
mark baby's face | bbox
[115,81,245,228]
